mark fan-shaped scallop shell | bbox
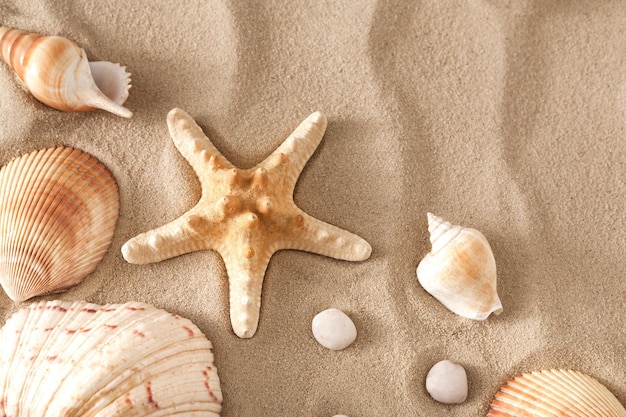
[0,147,119,302]
[0,27,132,118]
[0,300,222,416]
[416,213,502,320]
[488,369,626,416]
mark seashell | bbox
[488,369,626,416]
[312,308,357,350]
[0,146,119,302]
[0,300,222,416]
[416,212,502,320]
[0,27,132,118]
[425,360,468,404]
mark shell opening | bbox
[88,61,132,117]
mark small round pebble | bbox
[425,360,468,404]
[311,308,357,350]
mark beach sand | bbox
[0,1,625,415]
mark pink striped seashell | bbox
[0,147,119,302]
[0,300,222,416]
[488,369,626,417]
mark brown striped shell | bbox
[0,300,222,416]
[0,147,119,302]
[0,27,132,118]
[488,369,626,416]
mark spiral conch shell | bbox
[0,300,222,416]
[416,213,502,320]
[488,369,626,416]
[0,146,119,302]
[0,27,132,118]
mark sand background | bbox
[1,1,625,415]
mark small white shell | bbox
[0,27,132,118]
[416,213,502,320]
[425,360,468,404]
[0,300,222,416]
[312,308,357,350]
[488,369,626,417]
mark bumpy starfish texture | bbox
[122,109,372,338]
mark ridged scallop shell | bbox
[0,147,119,302]
[0,300,222,416]
[488,369,626,416]
[0,27,132,118]
[416,213,502,320]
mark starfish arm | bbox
[258,112,327,191]
[167,108,235,188]
[217,242,274,339]
[280,212,372,261]
[121,212,215,264]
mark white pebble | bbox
[312,308,357,350]
[425,360,468,404]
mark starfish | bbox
[122,109,372,338]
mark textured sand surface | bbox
[0,1,625,415]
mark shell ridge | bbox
[0,305,32,415]
[3,149,58,282]
[8,148,72,299]
[16,149,90,291]
[30,152,104,284]
[25,301,128,415]
[12,300,80,415]
[21,301,89,414]
[0,150,42,298]
[537,370,599,415]
[489,370,626,417]
[510,375,574,415]
[13,301,223,416]
[52,163,118,279]
[0,147,119,302]
[45,303,201,414]
[41,303,164,414]
[82,345,217,415]
[11,149,82,299]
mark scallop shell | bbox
[416,212,502,320]
[0,27,132,118]
[0,147,119,302]
[488,369,626,416]
[0,300,222,416]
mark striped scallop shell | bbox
[0,147,119,302]
[488,369,626,417]
[0,300,222,416]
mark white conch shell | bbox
[416,212,502,320]
[488,369,626,416]
[0,300,222,416]
[0,147,119,302]
[0,27,132,118]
